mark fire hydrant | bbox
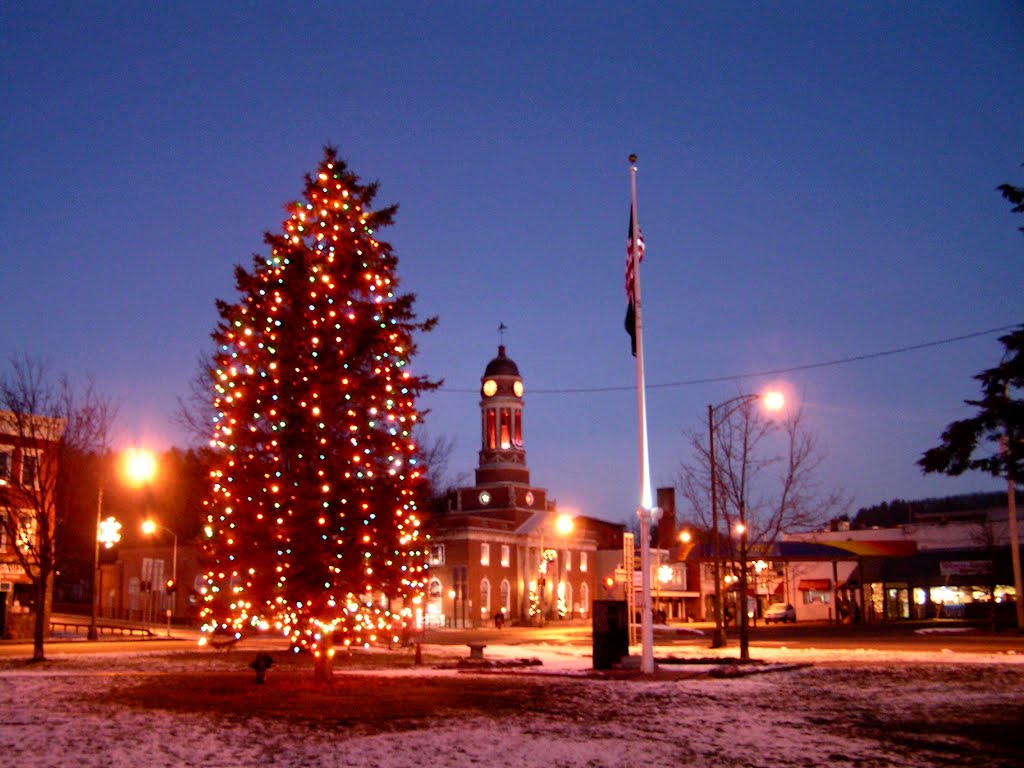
[249,653,273,684]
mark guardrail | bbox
[50,620,155,638]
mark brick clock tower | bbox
[426,344,600,628]
[451,344,549,519]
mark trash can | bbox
[592,599,629,670]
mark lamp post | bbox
[707,391,785,649]
[88,503,121,641]
[537,512,574,624]
[142,519,177,637]
[87,448,156,640]
[735,521,750,661]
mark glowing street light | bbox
[707,390,785,650]
[537,511,576,624]
[123,448,157,487]
[89,448,158,641]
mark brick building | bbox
[0,410,64,639]
[425,345,623,627]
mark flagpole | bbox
[628,153,658,674]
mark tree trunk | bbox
[32,572,48,662]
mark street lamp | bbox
[142,519,177,637]
[89,448,157,641]
[707,391,784,649]
[536,512,575,624]
[734,521,751,661]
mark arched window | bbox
[428,579,442,599]
[500,579,511,613]
[499,408,511,449]
[485,410,496,449]
[579,581,590,616]
[480,578,491,619]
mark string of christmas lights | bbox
[199,147,437,665]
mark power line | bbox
[432,323,1021,395]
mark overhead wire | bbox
[430,323,1021,395]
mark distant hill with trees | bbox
[850,491,1020,529]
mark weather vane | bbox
[498,322,508,345]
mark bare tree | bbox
[416,431,469,516]
[172,355,216,448]
[0,356,115,661]
[678,399,848,561]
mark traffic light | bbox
[165,578,176,594]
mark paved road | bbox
[3,616,1021,659]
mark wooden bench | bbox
[467,643,486,660]
[208,636,241,651]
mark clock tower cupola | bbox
[477,345,529,485]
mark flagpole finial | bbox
[629,153,638,165]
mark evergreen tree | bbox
[200,148,437,662]
[918,326,1023,482]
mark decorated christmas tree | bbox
[199,147,437,669]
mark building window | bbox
[579,552,588,572]
[429,544,445,566]
[499,408,511,449]
[802,590,831,605]
[500,579,510,612]
[0,450,11,482]
[500,544,510,568]
[16,510,37,554]
[480,578,491,618]
[0,511,7,551]
[564,550,572,571]
[486,410,496,449]
[128,576,141,612]
[579,582,590,616]
[480,542,490,566]
[20,453,39,487]
[428,579,442,599]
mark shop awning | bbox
[798,579,832,591]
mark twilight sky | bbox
[2,3,1022,525]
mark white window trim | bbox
[18,449,41,489]
[480,542,490,567]
[430,543,446,566]
[0,447,13,483]
[500,544,510,568]
[480,577,491,617]
[500,578,511,613]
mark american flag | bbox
[624,207,644,355]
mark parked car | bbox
[763,602,796,624]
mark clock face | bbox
[479,491,491,505]
[513,380,524,397]
[482,379,498,397]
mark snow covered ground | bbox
[1,639,1021,768]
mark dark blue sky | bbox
[2,3,1022,524]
